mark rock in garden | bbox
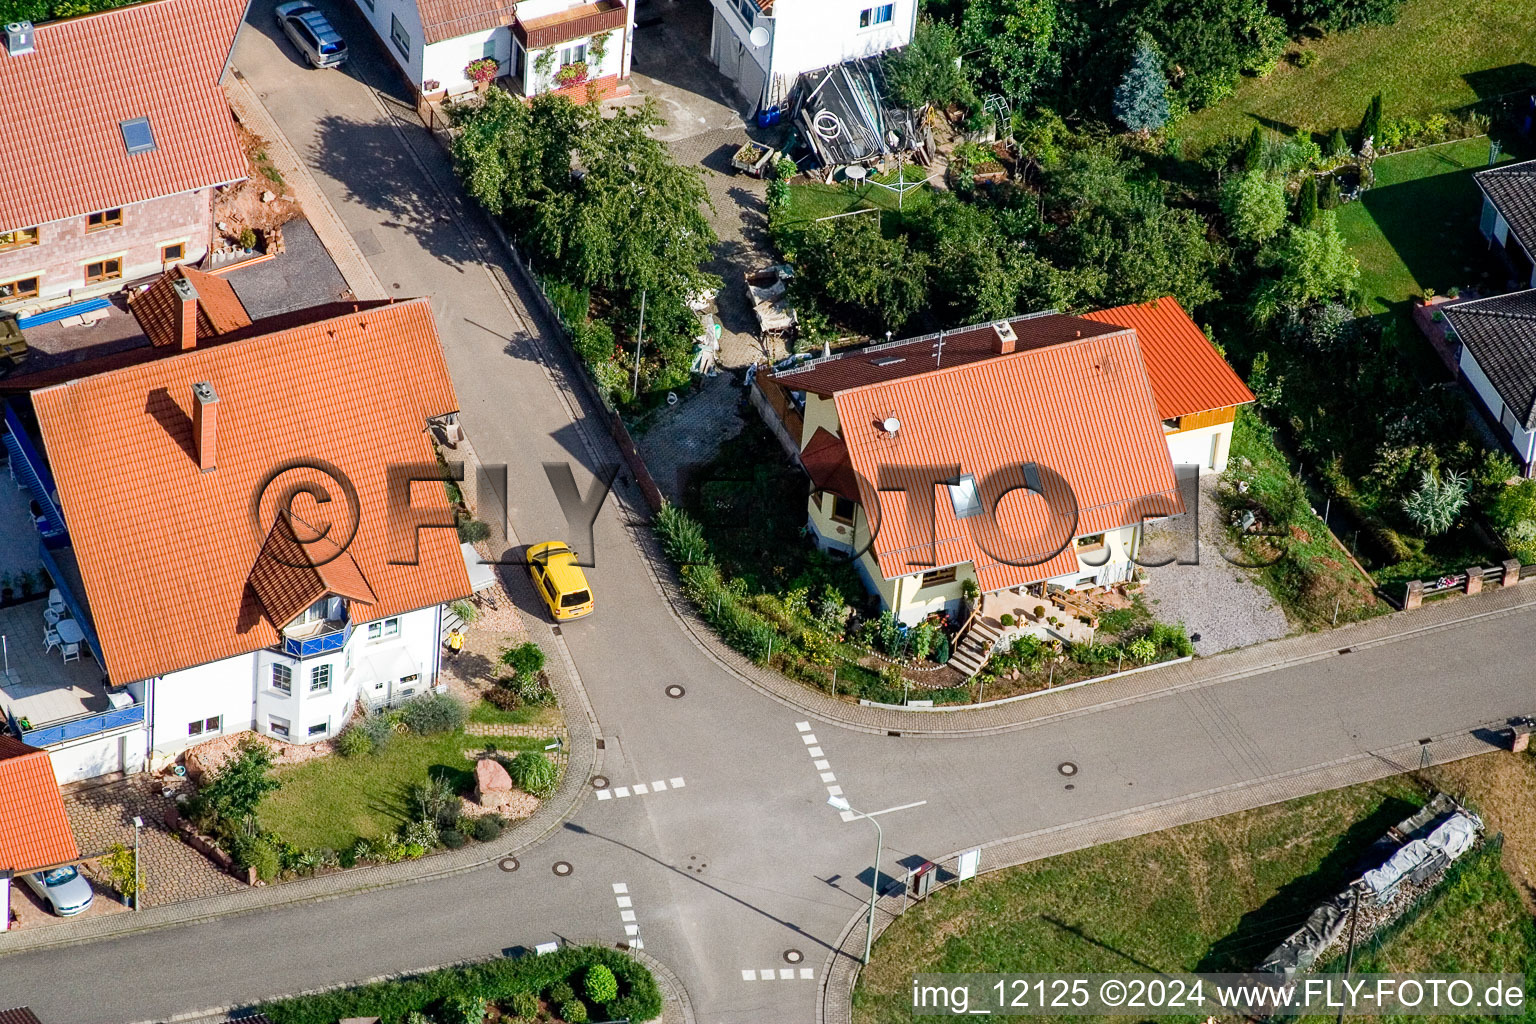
[474,757,513,805]
[261,190,276,203]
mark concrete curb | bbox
[816,725,1507,1023]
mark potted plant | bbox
[0,572,11,603]
[17,569,35,598]
[422,78,441,93]
[464,57,498,92]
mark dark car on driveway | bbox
[274,2,347,68]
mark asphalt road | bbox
[1,11,1532,1024]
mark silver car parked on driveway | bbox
[21,864,95,916]
[274,2,348,68]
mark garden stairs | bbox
[949,617,1001,679]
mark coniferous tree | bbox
[1358,92,1383,147]
[1113,34,1170,134]
[1242,126,1265,172]
[1296,173,1319,227]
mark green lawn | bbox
[854,779,1429,1024]
[781,165,934,229]
[467,698,563,728]
[1175,0,1536,153]
[1335,137,1515,312]
[258,728,556,851]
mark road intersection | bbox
[1,10,1532,1024]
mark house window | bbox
[830,495,855,525]
[308,721,329,737]
[161,242,186,264]
[919,566,957,588]
[84,258,122,284]
[366,617,400,641]
[272,663,293,695]
[0,227,38,251]
[119,117,156,155]
[269,715,291,738]
[560,41,587,66]
[187,716,221,736]
[86,208,123,231]
[1075,533,1106,552]
[389,14,410,57]
[310,664,332,693]
[859,3,893,27]
[294,597,330,626]
[947,474,982,519]
[734,0,755,26]
[187,719,203,737]
[1162,417,1182,432]
[482,37,497,61]
[0,275,39,300]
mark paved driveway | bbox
[7,14,1536,1024]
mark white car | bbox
[21,864,94,916]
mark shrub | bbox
[457,518,492,543]
[411,772,463,829]
[508,991,540,1018]
[999,613,1015,627]
[201,739,280,826]
[473,814,504,841]
[500,641,546,680]
[1127,635,1158,662]
[1149,621,1194,657]
[1401,469,1468,535]
[455,816,477,837]
[874,610,904,656]
[335,725,372,757]
[933,632,951,665]
[238,226,258,250]
[402,819,441,850]
[451,599,479,624]
[401,692,466,736]
[485,684,521,711]
[441,993,486,1024]
[654,503,710,564]
[357,712,395,754]
[509,751,559,797]
[352,837,376,863]
[233,835,280,882]
[559,1000,587,1023]
[908,620,940,660]
[441,829,467,850]
[584,964,618,1004]
[547,981,577,1006]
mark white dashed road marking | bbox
[742,967,815,981]
[796,721,811,731]
[613,883,643,948]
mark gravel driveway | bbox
[1139,472,1291,655]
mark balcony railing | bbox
[281,619,353,658]
[9,701,145,748]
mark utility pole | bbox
[631,288,647,399]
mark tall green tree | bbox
[1113,34,1170,134]
[201,740,280,827]
[1295,174,1319,227]
[1358,92,1383,147]
[792,215,930,335]
[1251,211,1359,322]
[959,0,1061,104]
[1221,170,1288,244]
[1241,126,1266,172]
[885,17,974,112]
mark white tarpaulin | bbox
[461,542,498,593]
[1363,813,1479,896]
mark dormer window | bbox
[292,596,332,627]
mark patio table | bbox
[54,619,84,646]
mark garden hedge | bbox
[258,946,662,1024]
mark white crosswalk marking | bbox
[596,789,612,800]
[796,721,811,731]
[670,777,686,788]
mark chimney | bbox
[171,275,199,350]
[992,320,1019,354]
[4,22,35,56]
[192,381,218,472]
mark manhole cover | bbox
[592,775,609,789]
[665,684,686,699]
[498,857,520,872]
[784,949,804,964]
[553,861,573,877]
[1058,761,1078,777]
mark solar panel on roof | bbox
[120,116,156,155]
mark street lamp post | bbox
[131,815,143,912]
[828,795,927,964]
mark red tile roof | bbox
[0,0,249,232]
[799,427,859,501]
[1081,297,1254,420]
[418,0,518,44]
[30,298,471,685]
[131,265,253,348]
[247,512,377,629]
[828,331,1182,590]
[0,737,78,874]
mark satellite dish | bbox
[844,164,868,181]
[748,25,770,47]
[883,416,901,435]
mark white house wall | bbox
[1164,423,1232,474]
[1459,344,1536,465]
[347,0,426,86]
[766,0,915,81]
[151,654,264,758]
[424,28,510,94]
[46,728,148,784]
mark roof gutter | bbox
[218,0,256,84]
